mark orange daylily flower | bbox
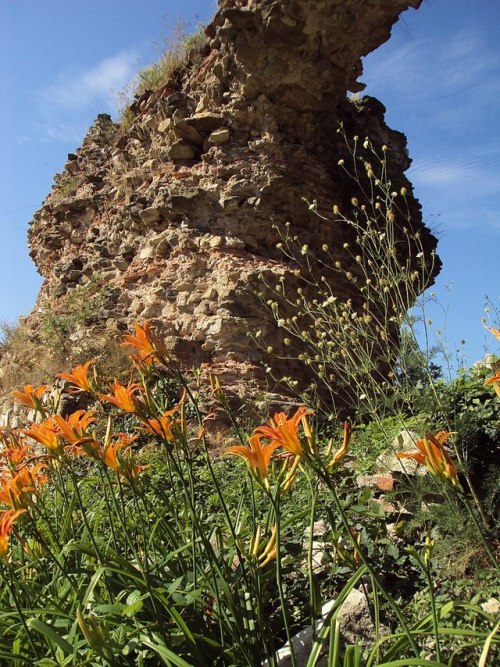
[51,410,96,445]
[253,406,314,457]
[121,461,148,484]
[101,440,126,472]
[486,326,500,343]
[226,434,281,480]
[0,509,26,558]
[98,381,143,414]
[396,431,459,486]
[70,437,103,460]
[122,321,167,365]
[0,430,33,468]
[141,407,179,441]
[0,470,33,508]
[0,444,33,468]
[101,435,145,483]
[12,384,49,411]
[0,464,47,509]
[327,421,352,471]
[484,370,500,399]
[59,360,95,393]
[23,420,64,456]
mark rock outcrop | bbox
[1,0,439,407]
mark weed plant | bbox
[255,125,499,561]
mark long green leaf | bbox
[139,635,193,667]
[60,492,77,541]
[306,566,368,667]
[27,618,73,655]
[377,660,448,666]
[329,619,341,667]
[0,651,32,664]
[371,601,455,664]
[82,567,108,607]
[479,621,500,667]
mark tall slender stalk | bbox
[271,491,297,667]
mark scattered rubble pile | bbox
[1,0,439,408]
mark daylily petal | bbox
[397,431,458,485]
[59,360,95,393]
[254,406,314,457]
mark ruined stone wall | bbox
[1,0,439,408]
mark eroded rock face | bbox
[4,0,439,405]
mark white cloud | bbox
[410,154,500,232]
[363,28,500,110]
[41,50,139,113]
[362,24,500,235]
[411,157,499,194]
[37,49,140,143]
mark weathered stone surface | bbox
[168,140,197,160]
[1,0,439,409]
[208,128,231,144]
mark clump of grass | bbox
[136,20,206,96]
[116,19,207,128]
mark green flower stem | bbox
[459,489,499,571]
[165,449,237,653]
[24,512,79,595]
[165,368,252,591]
[2,561,41,660]
[97,468,120,553]
[409,547,441,662]
[306,479,319,637]
[271,491,298,667]
[67,467,103,568]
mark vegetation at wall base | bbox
[0,316,497,666]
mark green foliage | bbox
[117,20,206,127]
[350,413,425,473]
[51,176,82,201]
[40,276,112,354]
[429,366,500,523]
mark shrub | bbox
[256,127,440,426]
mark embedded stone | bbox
[168,141,196,160]
[184,112,225,132]
[208,128,230,144]
[158,118,172,133]
[173,120,204,145]
[139,207,161,224]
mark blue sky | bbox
[1,0,499,370]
